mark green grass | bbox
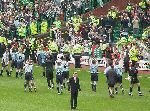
[0,65,150,111]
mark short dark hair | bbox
[115,61,119,65]
[92,59,96,64]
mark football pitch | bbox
[0,65,150,111]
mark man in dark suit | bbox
[69,72,81,110]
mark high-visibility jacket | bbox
[0,21,4,28]
[107,11,112,17]
[74,23,80,32]
[30,38,36,50]
[71,16,78,24]
[107,11,117,19]
[129,46,139,62]
[120,37,127,45]
[90,15,95,24]
[0,36,7,45]
[63,44,70,53]
[49,41,58,52]
[17,24,26,37]
[0,36,3,43]
[73,44,83,54]
[142,27,150,39]
[126,5,132,12]
[112,11,117,19]
[139,1,146,9]
[53,20,61,29]
[93,18,100,26]
[30,21,37,35]
[128,36,134,42]
[41,21,48,34]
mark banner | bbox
[138,60,150,71]
[69,55,150,71]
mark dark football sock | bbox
[67,82,70,91]
[18,72,21,77]
[31,82,34,87]
[29,87,32,92]
[138,86,141,92]
[115,87,118,92]
[24,82,27,88]
[51,80,54,88]
[112,89,114,95]
[20,71,23,77]
[10,70,12,75]
[61,85,63,91]
[91,84,94,91]
[94,85,96,92]
[130,87,132,93]
[16,72,18,78]
[47,79,51,88]
[0,70,3,75]
[63,83,66,88]
[108,89,111,95]
[120,84,123,89]
[43,72,45,77]
[57,86,59,93]
[6,70,9,76]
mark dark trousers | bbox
[47,78,54,88]
[124,62,129,73]
[132,60,137,67]
[52,52,57,65]
[71,92,78,109]
[31,50,36,63]
[74,54,81,68]
[25,54,30,61]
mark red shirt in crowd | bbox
[91,45,97,57]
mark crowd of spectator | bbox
[0,0,111,39]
